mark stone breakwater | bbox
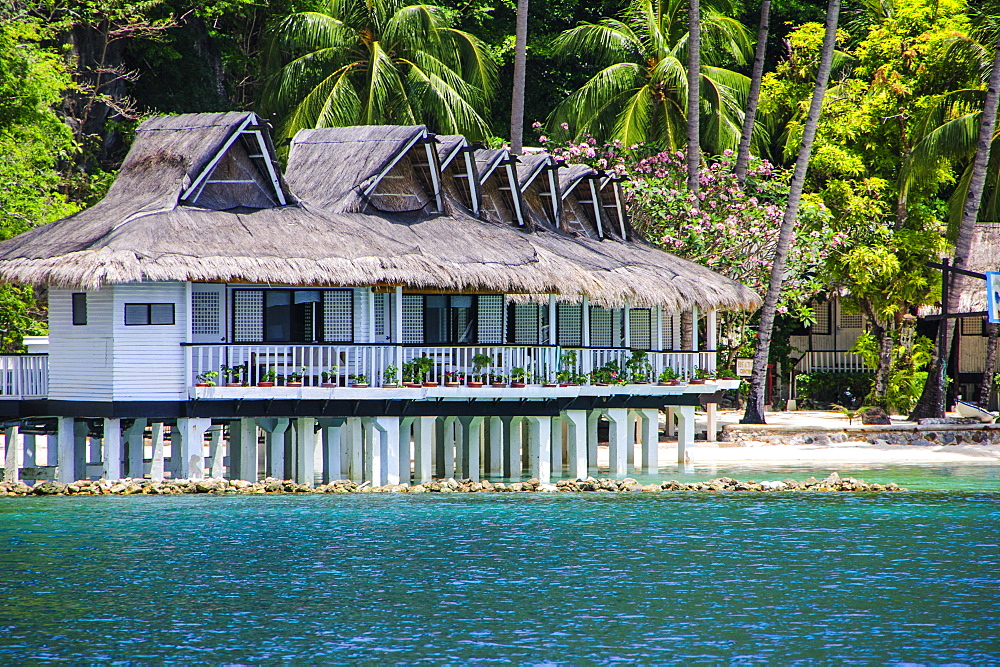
[0,472,903,496]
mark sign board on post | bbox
[988,272,1000,324]
[736,358,754,377]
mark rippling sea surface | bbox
[2,465,999,664]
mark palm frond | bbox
[613,86,653,146]
[547,62,645,141]
[551,21,645,68]
[402,54,492,138]
[439,27,498,99]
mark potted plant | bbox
[286,366,306,387]
[691,368,712,385]
[258,368,277,387]
[349,373,369,388]
[470,354,491,387]
[717,367,738,380]
[658,367,681,386]
[382,365,399,388]
[510,367,527,388]
[489,372,508,388]
[195,371,218,387]
[321,367,339,388]
[401,361,419,387]
[444,371,463,388]
[626,350,652,383]
[221,364,247,387]
[411,357,436,386]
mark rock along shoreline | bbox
[0,472,903,496]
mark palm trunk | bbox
[509,0,529,155]
[742,0,840,424]
[978,322,998,407]
[686,0,701,195]
[734,0,770,182]
[910,33,1000,419]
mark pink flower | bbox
[532,121,542,128]
[539,136,548,143]
[561,122,570,130]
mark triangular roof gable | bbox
[179,112,288,210]
[474,149,525,227]
[559,164,604,239]
[287,126,441,214]
[436,135,480,215]
[517,153,561,228]
[599,175,630,240]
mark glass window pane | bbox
[266,291,291,307]
[424,296,448,343]
[265,291,291,341]
[150,303,175,325]
[451,295,473,308]
[125,304,149,325]
[294,290,321,304]
[72,293,87,326]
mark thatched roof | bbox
[436,135,467,169]
[0,114,761,311]
[959,225,1000,312]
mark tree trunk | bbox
[509,0,529,155]
[978,322,998,407]
[910,33,1000,419]
[734,0,770,182]
[867,322,894,409]
[742,0,840,424]
[686,0,701,195]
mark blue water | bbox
[1,466,999,663]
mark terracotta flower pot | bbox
[690,379,706,385]
[383,383,399,388]
[467,381,483,388]
[286,381,303,387]
[423,381,439,387]
[226,382,243,387]
[491,382,507,388]
[444,382,460,388]
[543,383,559,388]
[510,382,526,388]
[352,383,369,388]
[321,382,337,388]
[257,382,274,387]
[195,383,212,387]
[403,382,421,388]
[669,380,683,386]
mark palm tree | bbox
[261,0,497,142]
[686,0,701,194]
[734,0,770,182]
[742,0,840,424]
[547,0,751,153]
[510,0,529,154]
[909,32,1000,419]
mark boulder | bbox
[861,407,891,425]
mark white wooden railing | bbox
[185,344,711,387]
[0,355,48,398]
[796,350,873,374]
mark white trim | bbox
[612,181,627,238]
[440,142,465,171]
[654,307,664,351]
[588,178,604,239]
[548,295,557,346]
[463,150,480,216]
[424,141,443,213]
[623,300,631,348]
[506,163,526,226]
[691,305,699,352]
[361,130,426,198]
[181,114,255,202]
[251,130,287,206]
[581,296,590,347]
[546,169,560,225]
[479,152,505,182]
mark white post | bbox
[581,296,591,347]
[413,416,434,483]
[672,314,681,351]
[264,418,289,479]
[169,426,183,479]
[488,417,504,479]
[3,426,21,484]
[294,417,316,485]
[399,417,414,484]
[563,410,588,480]
[363,418,380,485]
[548,294,557,346]
[638,408,659,475]
[691,305,699,353]
[605,407,628,477]
[623,300,631,349]
[344,417,363,482]
[125,418,146,479]
[57,417,77,483]
[177,418,211,480]
[655,307,664,351]
[527,416,552,483]
[102,418,122,480]
[550,416,563,478]
[150,422,166,482]
[232,419,258,482]
[23,434,36,470]
[676,406,695,464]
[435,416,456,479]
[322,420,344,482]
[208,426,225,478]
[706,403,718,442]
[501,416,524,480]
[666,406,676,437]
[587,410,601,475]
[376,415,401,485]
[458,416,483,482]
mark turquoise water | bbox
[2,466,999,663]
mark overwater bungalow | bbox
[0,112,760,488]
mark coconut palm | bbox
[734,0,770,182]
[547,0,751,153]
[261,0,497,142]
[742,0,841,424]
[686,0,701,193]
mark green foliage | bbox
[260,0,498,141]
[546,0,752,152]
[795,371,874,407]
[851,331,934,414]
